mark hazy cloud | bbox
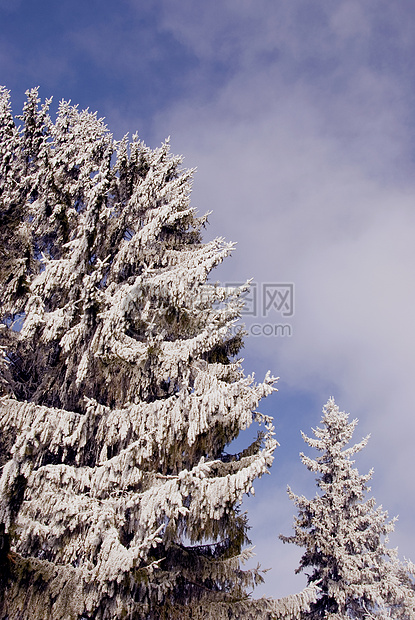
[146,0,415,594]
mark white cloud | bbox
[148,0,415,597]
[329,2,371,41]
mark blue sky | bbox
[2,0,415,598]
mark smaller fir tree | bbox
[280,398,415,619]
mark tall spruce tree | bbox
[0,87,317,619]
[280,398,415,619]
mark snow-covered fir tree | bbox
[280,398,415,619]
[0,87,318,619]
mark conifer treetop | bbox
[281,398,415,619]
[0,86,317,619]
